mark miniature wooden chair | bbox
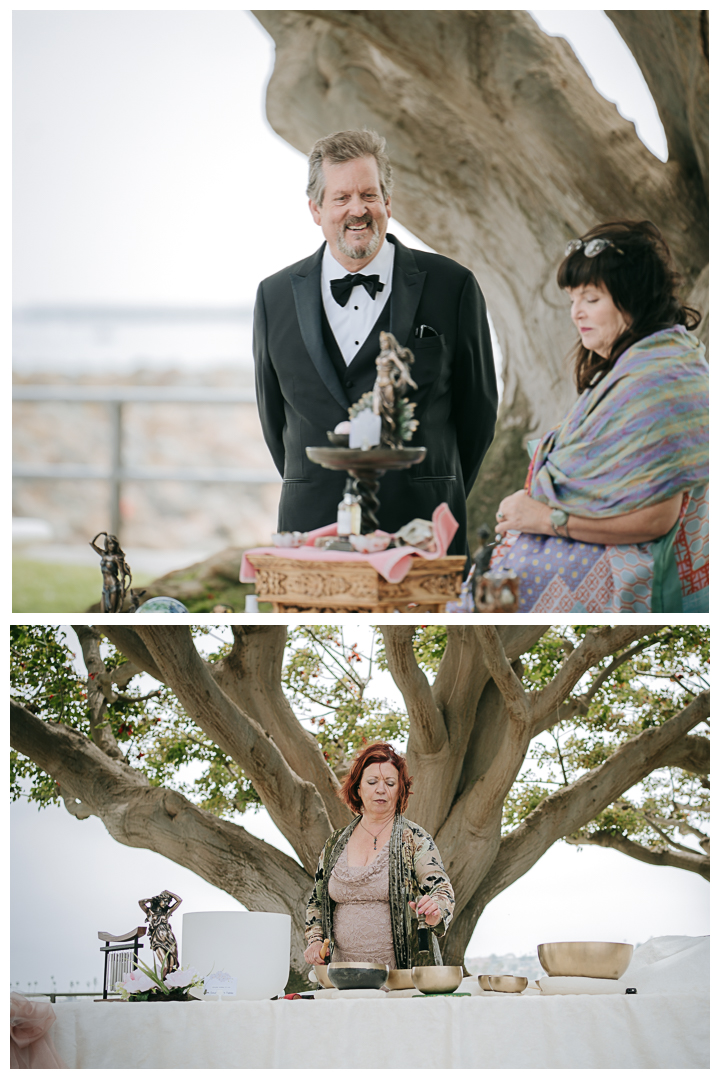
[98,926,146,999]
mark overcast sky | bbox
[13,8,667,308]
[11,625,708,993]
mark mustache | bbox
[344,214,374,228]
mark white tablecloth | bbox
[49,936,709,1069]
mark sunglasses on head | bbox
[565,237,625,258]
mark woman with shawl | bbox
[491,220,708,613]
[304,742,454,973]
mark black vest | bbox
[320,294,393,403]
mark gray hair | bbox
[306,129,393,206]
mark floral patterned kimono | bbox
[305,814,455,968]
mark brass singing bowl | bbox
[313,964,334,989]
[411,965,463,994]
[327,961,389,990]
[537,941,634,980]
[479,975,528,993]
[385,968,414,991]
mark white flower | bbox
[164,966,201,989]
[119,969,156,995]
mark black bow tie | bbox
[330,273,385,307]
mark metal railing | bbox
[14,991,117,1003]
[13,385,280,539]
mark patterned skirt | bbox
[490,486,708,613]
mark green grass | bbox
[13,559,151,614]
[12,559,271,614]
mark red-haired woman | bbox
[303,742,454,971]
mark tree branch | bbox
[529,626,662,736]
[214,626,351,831]
[565,831,709,881]
[654,733,710,776]
[641,813,707,857]
[474,626,529,728]
[131,626,333,873]
[380,625,446,754]
[99,628,165,683]
[459,689,710,917]
[10,699,314,971]
[71,625,124,760]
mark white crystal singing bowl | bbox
[182,911,290,1000]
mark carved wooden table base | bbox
[250,555,466,613]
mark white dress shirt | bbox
[321,238,395,365]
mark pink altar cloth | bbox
[241,503,459,585]
[10,994,67,1069]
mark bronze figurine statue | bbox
[372,330,419,448]
[138,890,182,979]
[89,532,134,613]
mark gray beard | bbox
[337,219,381,261]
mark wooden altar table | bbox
[249,554,466,612]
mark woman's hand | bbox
[495,491,552,536]
[303,940,326,965]
[409,898,442,928]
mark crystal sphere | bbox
[136,596,189,613]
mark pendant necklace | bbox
[359,817,390,850]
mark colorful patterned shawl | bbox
[528,326,708,514]
[491,327,708,613]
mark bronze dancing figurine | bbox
[138,890,182,979]
[89,532,134,613]
[372,330,418,448]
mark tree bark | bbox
[607,10,709,196]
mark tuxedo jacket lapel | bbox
[387,235,427,346]
[290,245,350,411]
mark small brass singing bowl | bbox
[537,941,633,980]
[411,965,463,995]
[385,968,414,991]
[479,974,528,993]
[313,964,334,989]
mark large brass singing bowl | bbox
[385,968,414,991]
[479,975,528,993]
[411,965,463,994]
[537,941,634,979]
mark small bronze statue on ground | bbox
[474,567,520,612]
[138,890,182,979]
[89,532,134,613]
[372,330,419,448]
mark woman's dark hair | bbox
[339,741,413,816]
[557,220,701,393]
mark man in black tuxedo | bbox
[253,129,497,555]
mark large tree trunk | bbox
[252,9,708,524]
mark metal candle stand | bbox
[305,446,427,535]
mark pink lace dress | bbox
[328,844,397,967]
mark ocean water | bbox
[12,307,255,378]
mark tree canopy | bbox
[11,623,709,982]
